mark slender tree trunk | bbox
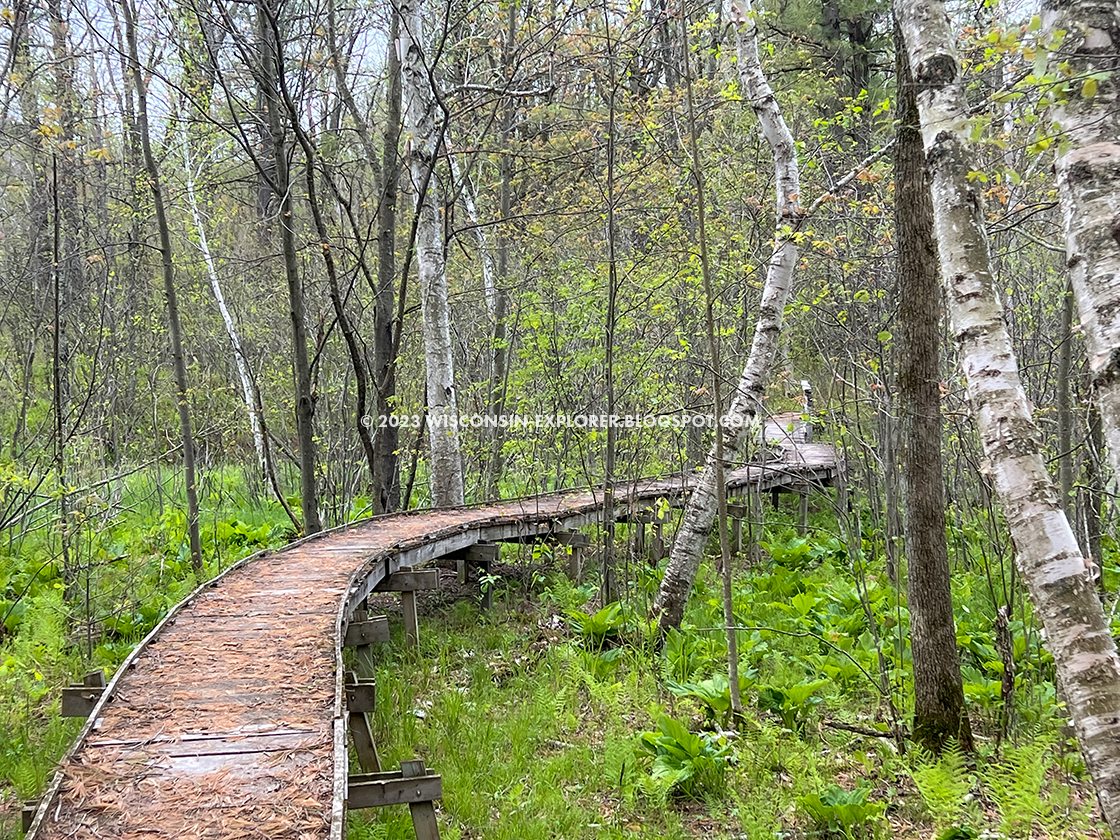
[601,0,619,603]
[484,0,516,500]
[122,0,203,573]
[375,7,403,512]
[894,21,972,752]
[51,157,74,597]
[258,0,321,532]
[400,0,464,507]
[265,6,380,495]
[1044,0,1120,481]
[181,125,266,473]
[680,0,741,715]
[1059,283,1075,514]
[1086,405,1104,586]
[654,0,801,631]
[898,1,1120,825]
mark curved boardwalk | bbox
[25,445,838,840]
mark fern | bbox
[982,737,1062,838]
[910,739,975,831]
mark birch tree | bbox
[653,0,802,631]
[400,0,464,507]
[898,0,1120,826]
[181,129,266,474]
[1043,0,1120,479]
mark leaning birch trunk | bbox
[400,0,464,507]
[181,129,266,474]
[898,0,1120,826]
[1043,0,1120,479]
[653,0,800,631]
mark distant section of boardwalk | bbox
[25,435,840,840]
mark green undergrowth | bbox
[348,502,1107,839]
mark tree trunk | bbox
[1086,405,1104,587]
[602,3,619,604]
[181,125,266,474]
[654,0,801,632]
[375,7,403,512]
[680,0,741,716]
[484,0,517,500]
[894,21,972,753]
[1044,0,1120,482]
[264,5,380,499]
[258,0,321,532]
[122,0,203,573]
[898,0,1120,826]
[400,0,464,507]
[1058,283,1075,515]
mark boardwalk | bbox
[25,443,839,840]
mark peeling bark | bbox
[899,0,1120,826]
[400,0,464,507]
[181,126,266,474]
[1044,0,1120,479]
[653,0,800,631]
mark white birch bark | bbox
[653,0,800,630]
[898,0,1120,826]
[181,128,266,473]
[1044,0,1120,480]
[400,0,464,507]
[448,151,497,316]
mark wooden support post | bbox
[652,521,665,563]
[568,546,584,582]
[556,531,590,581]
[375,570,439,592]
[444,544,498,610]
[726,504,747,560]
[344,617,390,647]
[401,590,419,648]
[402,759,442,840]
[798,492,809,536]
[749,484,763,566]
[23,802,37,832]
[62,671,107,718]
[635,517,646,563]
[345,672,381,772]
[479,556,493,612]
[351,608,373,674]
[349,766,442,810]
[344,671,377,713]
